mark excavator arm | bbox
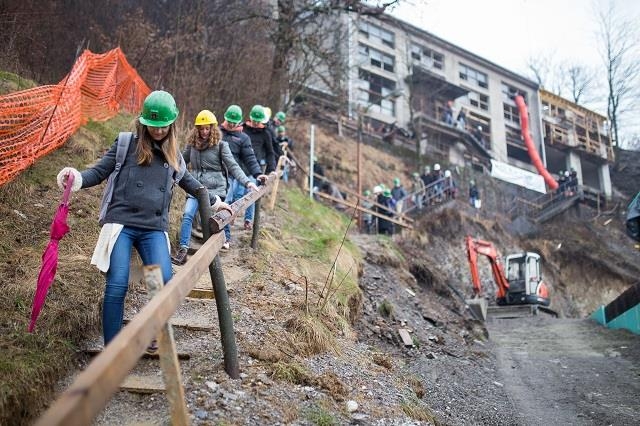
[465,236,510,300]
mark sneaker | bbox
[171,246,188,265]
[222,241,230,250]
[244,220,253,230]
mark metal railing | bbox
[399,176,458,215]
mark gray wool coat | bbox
[182,140,251,200]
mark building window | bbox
[459,63,488,89]
[467,90,489,111]
[410,43,444,70]
[501,82,527,103]
[358,68,397,116]
[358,21,395,49]
[503,103,521,125]
[359,44,395,73]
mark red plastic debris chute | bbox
[514,95,558,191]
[28,174,74,332]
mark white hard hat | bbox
[434,163,441,171]
[444,170,451,178]
[373,185,382,194]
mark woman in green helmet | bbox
[56,90,231,347]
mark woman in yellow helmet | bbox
[172,109,259,264]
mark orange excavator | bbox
[465,236,550,307]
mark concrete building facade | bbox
[302,11,613,198]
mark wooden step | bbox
[120,374,166,394]
[123,317,215,332]
[84,347,191,360]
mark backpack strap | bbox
[219,142,229,193]
[98,132,133,223]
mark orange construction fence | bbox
[0,47,151,186]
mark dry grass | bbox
[407,375,425,398]
[268,360,314,385]
[284,313,338,356]
[400,395,438,424]
[372,352,393,370]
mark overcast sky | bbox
[390,0,639,75]
[389,0,640,139]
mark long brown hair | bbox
[186,125,222,150]
[134,119,180,170]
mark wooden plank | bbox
[120,374,166,394]
[145,266,189,426]
[187,287,214,299]
[398,328,414,347]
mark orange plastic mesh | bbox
[0,47,151,186]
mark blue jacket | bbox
[81,135,202,231]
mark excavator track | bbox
[487,304,558,320]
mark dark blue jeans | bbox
[103,226,172,345]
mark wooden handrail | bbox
[314,191,412,229]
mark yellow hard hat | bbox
[194,109,217,126]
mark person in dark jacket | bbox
[377,188,396,235]
[242,105,276,229]
[263,106,284,160]
[172,110,258,264]
[391,177,407,213]
[220,104,266,246]
[56,91,231,346]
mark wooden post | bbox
[144,265,189,426]
[269,153,287,210]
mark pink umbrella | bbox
[29,173,74,332]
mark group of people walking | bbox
[56,90,288,348]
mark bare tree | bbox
[595,1,640,152]
[526,53,595,104]
[565,64,595,104]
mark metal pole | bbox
[309,124,315,200]
[356,115,363,231]
[196,188,239,378]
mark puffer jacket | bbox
[81,135,202,231]
[243,122,276,173]
[182,141,250,199]
[220,126,262,178]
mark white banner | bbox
[490,160,547,193]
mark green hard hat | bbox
[364,189,371,196]
[249,105,266,122]
[139,90,179,127]
[383,189,392,197]
[394,177,401,186]
[276,125,285,133]
[224,105,243,124]
[275,111,286,123]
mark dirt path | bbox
[488,316,640,426]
